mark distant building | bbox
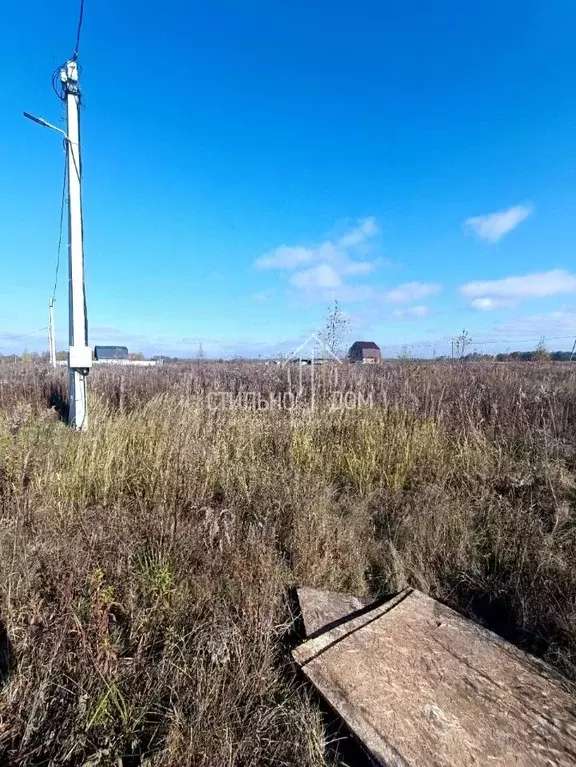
[348,341,381,364]
[94,345,129,361]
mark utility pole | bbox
[61,60,92,429]
[48,298,56,367]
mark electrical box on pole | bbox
[61,60,91,429]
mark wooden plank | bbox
[293,589,576,766]
[297,586,374,637]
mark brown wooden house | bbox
[348,341,382,364]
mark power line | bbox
[380,334,576,352]
[68,139,82,182]
[468,334,576,347]
[51,66,66,102]
[52,150,68,302]
[0,327,49,342]
[72,0,86,60]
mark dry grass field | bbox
[0,360,575,765]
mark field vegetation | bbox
[0,359,575,765]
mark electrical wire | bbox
[52,151,68,302]
[456,334,575,347]
[379,334,576,352]
[68,140,82,183]
[72,0,86,60]
[52,0,86,100]
[52,66,65,102]
[1,327,49,342]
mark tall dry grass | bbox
[0,359,575,764]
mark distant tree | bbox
[551,350,573,361]
[128,352,145,361]
[454,329,472,359]
[197,342,205,360]
[462,351,492,361]
[533,336,550,362]
[399,344,413,362]
[323,300,350,358]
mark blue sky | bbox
[1,0,576,357]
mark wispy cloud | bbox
[251,289,275,303]
[254,219,443,311]
[337,217,378,247]
[383,282,441,303]
[469,297,517,311]
[392,305,429,319]
[463,204,533,243]
[290,264,342,291]
[341,260,378,276]
[256,245,319,270]
[90,324,126,338]
[255,218,381,299]
[492,310,576,337]
[462,269,576,309]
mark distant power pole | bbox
[62,60,92,429]
[48,298,56,367]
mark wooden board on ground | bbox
[297,586,374,637]
[293,588,576,766]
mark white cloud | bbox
[340,260,379,276]
[256,245,316,270]
[255,217,385,301]
[383,282,441,304]
[256,219,378,271]
[470,297,517,311]
[463,204,533,243]
[255,217,380,282]
[327,284,377,302]
[338,217,378,248]
[461,269,576,307]
[290,264,342,291]
[392,305,429,319]
[252,289,274,303]
[492,310,576,338]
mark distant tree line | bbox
[433,350,574,362]
[0,350,147,362]
[0,351,51,362]
[496,350,574,362]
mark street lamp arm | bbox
[23,111,69,140]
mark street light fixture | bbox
[23,111,69,140]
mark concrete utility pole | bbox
[48,298,56,367]
[61,60,92,429]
